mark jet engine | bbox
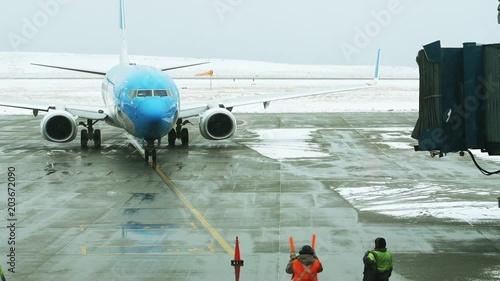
[40,111,78,143]
[199,108,237,140]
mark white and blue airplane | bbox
[0,0,380,162]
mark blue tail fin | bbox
[119,0,129,65]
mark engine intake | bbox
[199,108,237,140]
[40,111,78,143]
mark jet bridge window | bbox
[129,89,173,98]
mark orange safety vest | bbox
[291,259,321,281]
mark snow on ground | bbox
[335,182,500,223]
[239,129,330,161]
[239,125,500,223]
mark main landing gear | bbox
[168,119,192,146]
[80,119,101,148]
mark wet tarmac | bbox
[0,112,499,281]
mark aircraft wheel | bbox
[81,129,88,148]
[168,129,176,146]
[181,128,189,146]
[93,129,101,148]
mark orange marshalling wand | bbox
[289,236,295,254]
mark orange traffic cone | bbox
[231,236,244,266]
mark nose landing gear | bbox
[144,138,158,163]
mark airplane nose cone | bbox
[138,98,169,121]
[133,97,177,139]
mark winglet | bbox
[369,49,381,86]
[119,0,130,65]
[374,48,381,82]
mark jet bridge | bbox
[412,40,500,157]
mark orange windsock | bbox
[289,236,295,253]
[312,234,316,250]
[195,69,214,76]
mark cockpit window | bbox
[154,90,169,97]
[129,89,173,98]
[137,90,151,97]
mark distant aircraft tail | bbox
[374,49,381,81]
[119,0,130,65]
[368,49,381,85]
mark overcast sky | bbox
[0,0,498,66]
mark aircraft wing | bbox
[0,99,108,120]
[181,49,381,118]
[31,61,210,75]
[179,82,371,119]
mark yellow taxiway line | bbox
[126,134,235,255]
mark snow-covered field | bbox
[0,52,419,114]
[0,52,418,79]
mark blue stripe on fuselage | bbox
[104,64,180,139]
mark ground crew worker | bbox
[0,264,6,281]
[363,237,393,281]
[286,245,323,281]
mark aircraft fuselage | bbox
[102,64,180,140]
